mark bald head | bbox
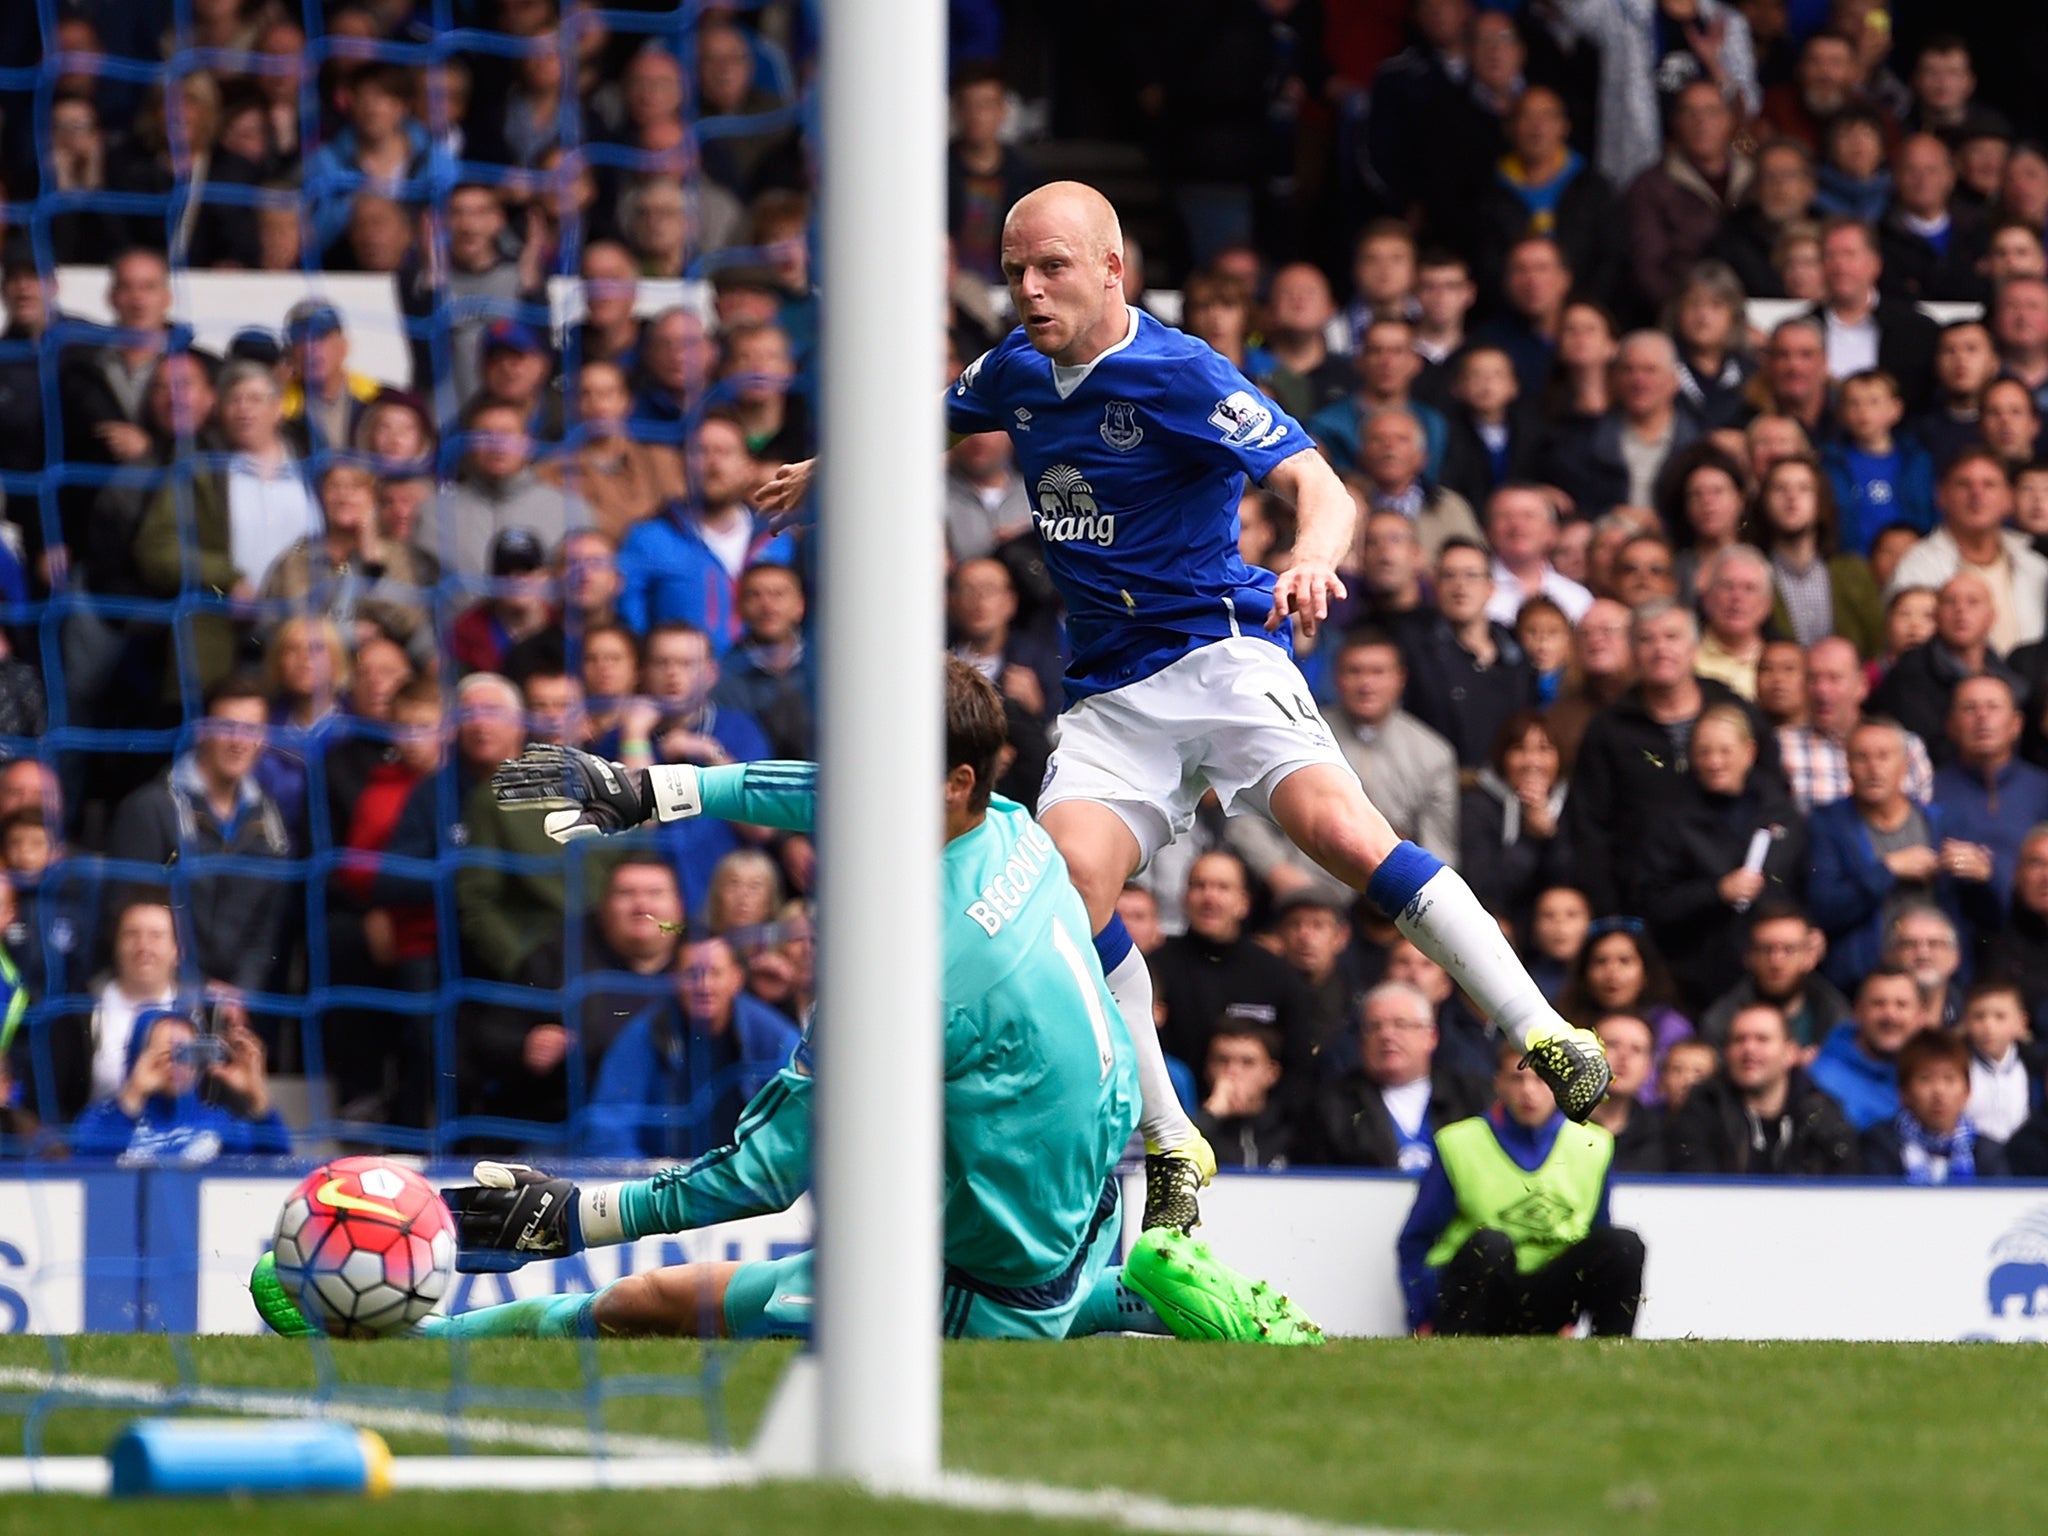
[1001,181,1129,364]
[1004,181,1124,266]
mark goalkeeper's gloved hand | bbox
[442,1161,584,1272]
[492,742,707,844]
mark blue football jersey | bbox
[945,310,1310,701]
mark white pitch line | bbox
[0,1452,1468,1535]
[0,1368,704,1459]
[906,1472,1463,1536]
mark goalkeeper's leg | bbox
[421,1261,782,1339]
[416,1291,602,1339]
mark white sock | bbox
[1394,866,1556,1050]
[1104,946,1194,1153]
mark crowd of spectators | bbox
[1042,0,2048,1189]
[0,0,2047,1184]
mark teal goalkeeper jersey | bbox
[613,762,1139,1291]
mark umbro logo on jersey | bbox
[1014,407,1033,431]
[1099,400,1144,452]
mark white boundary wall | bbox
[0,1170,2032,1341]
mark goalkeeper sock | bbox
[1365,841,1550,1050]
[418,1290,600,1340]
[1094,916,1193,1154]
[1071,1268,1171,1338]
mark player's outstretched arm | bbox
[623,1057,815,1234]
[493,743,820,842]
[443,1059,817,1269]
[1260,446,1353,639]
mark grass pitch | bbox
[1,1335,2044,1535]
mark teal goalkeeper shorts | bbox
[722,1179,1124,1341]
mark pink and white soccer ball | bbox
[272,1155,456,1338]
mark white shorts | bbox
[1038,636,1356,868]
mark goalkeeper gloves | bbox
[442,1162,631,1272]
[491,743,705,844]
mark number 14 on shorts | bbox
[1263,691,1326,732]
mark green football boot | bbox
[1520,1017,1613,1122]
[1122,1228,1325,1346]
[249,1250,318,1338]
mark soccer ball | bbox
[272,1156,456,1338]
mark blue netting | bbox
[0,0,819,1158]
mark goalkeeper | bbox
[255,660,1319,1344]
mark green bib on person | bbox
[1425,1116,1615,1274]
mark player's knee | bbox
[590,1273,658,1336]
[592,1270,714,1337]
[1042,815,1134,921]
[1273,773,1397,881]
[1064,852,1124,919]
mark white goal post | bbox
[811,0,948,1488]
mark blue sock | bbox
[1092,912,1135,970]
[1365,840,1444,921]
[1370,839,1553,1048]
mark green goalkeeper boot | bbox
[1122,1228,1325,1346]
[249,1251,318,1338]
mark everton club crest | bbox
[1099,400,1144,452]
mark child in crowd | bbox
[2015,463,2048,559]
[1657,1039,1718,1110]
[1823,369,1934,556]
[1864,1029,2009,1182]
[1813,107,1893,223]
[1875,583,1939,685]
[1447,345,1527,503]
[1525,885,1591,1003]
[0,811,50,879]
[1515,596,1574,707]
[1868,524,1926,596]
[1963,979,2039,1144]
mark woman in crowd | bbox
[1638,702,1806,1015]
[1771,220,1826,305]
[1666,261,1755,431]
[1559,917,1694,1083]
[1664,444,1749,605]
[1532,301,1618,489]
[353,390,437,474]
[1461,709,1576,940]
[1180,269,1270,379]
[1743,453,1884,658]
[704,847,784,950]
